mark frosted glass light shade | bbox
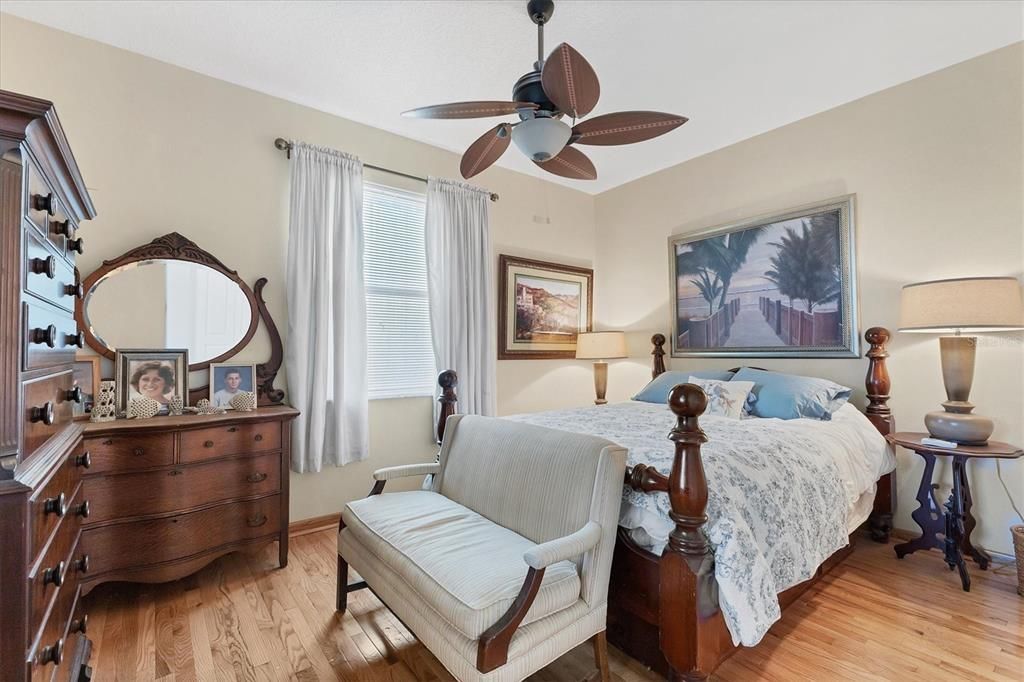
[899,277,1024,333]
[512,117,571,162]
[575,331,627,359]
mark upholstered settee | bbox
[337,414,627,681]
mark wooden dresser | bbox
[79,407,297,594]
[0,91,97,682]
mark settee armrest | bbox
[523,522,602,570]
[372,462,441,481]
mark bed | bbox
[433,327,897,681]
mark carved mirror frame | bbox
[74,232,285,405]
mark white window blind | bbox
[363,182,436,399]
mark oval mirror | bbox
[82,258,258,369]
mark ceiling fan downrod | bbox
[528,0,555,68]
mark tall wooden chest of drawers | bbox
[0,91,97,682]
[78,407,297,593]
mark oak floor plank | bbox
[82,531,1022,681]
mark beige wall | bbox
[594,43,1024,554]
[4,14,1021,554]
[0,14,599,521]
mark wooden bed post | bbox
[660,384,719,681]
[864,327,896,542]
[437,369,459,444]
[652,333,667,378]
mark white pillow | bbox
[687,377,755,420]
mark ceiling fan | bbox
[402,0,688,181]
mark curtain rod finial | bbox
[274,138,292,158]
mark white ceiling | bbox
[3,0,1021,193]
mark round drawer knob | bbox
[132,447,145,456]
[76,451,91,468]
[29,256,56,279]
[66,386,83,403]
[38,638,63,666]
[67,237,85,254]
[30,402,55,425]
[67,331,85,348]
[75,500,90,518]
[254,434,263,442]
[204,440,214,448]
[64,282,84,298]
[30,325,58,348]
[43,560,64,587]
[52,219,75,238]
[74,554,90,573]
[71,614,88,634]
[32,192,55,216]
[43,492,66,517]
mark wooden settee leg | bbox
[336,555,349,612]
[590,631,611,682]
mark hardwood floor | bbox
[82,529,1023,681]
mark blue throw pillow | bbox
[633,369,735,404]
[732,367,851,420]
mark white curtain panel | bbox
[285,142,368,472]
[425,177,497,420]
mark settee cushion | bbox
[341,490,581,639]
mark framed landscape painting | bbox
[499,255,593,359]
[668,195,859,358]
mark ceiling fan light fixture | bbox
[512,117,571,162]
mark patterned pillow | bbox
[687,377,755,419]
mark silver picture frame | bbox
[667,194,859,358]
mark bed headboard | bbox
[649,327,893,436]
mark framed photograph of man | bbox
[72,354,101,419]
[209,363,257,409]
[115,349,189,413]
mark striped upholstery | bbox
[338,415,627,682]
[342,490,581,638]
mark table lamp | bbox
[575,331,627,405]
[899,276,1024,444]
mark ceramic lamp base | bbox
[592,361,608,405]
[925,410,993,445]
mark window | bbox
[363,182,436,399]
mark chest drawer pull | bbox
[227,426,239,432]
[30,325,58,347]
[168,469,183,476]
[74,500,90,518]
[254,434,264,442]
[65,281,84,298]
[66,331,86,348]
[246,472,268,483]
[74,554,90,573]
[133,447,145,456]
[76,451,91,468]
[32,192,55,215]
[68,236,85,254]
[30,402,55,425]
[66,386,83,403]
[52,218,75,238]
[247,513,268,528]
[204,440,214,448]
[37,638,63,666]
[43,560,65,587]
[43,492,67,517]
[71,614,88,634]
[29,256,56,278]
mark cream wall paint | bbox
[0,14,599,521]
[594,43,1024,555]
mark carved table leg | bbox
[954,457,990,570]
[894,452,944,559]
[943,459,971,592]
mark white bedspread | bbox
[507,401,894,646]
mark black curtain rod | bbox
[273,138,499,202]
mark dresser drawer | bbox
[29,541,81,682]
[180,421,281,463]
[80,495,281,576]
[83,432,174,474]
[25,157,54,238]
[83,452,282,524]
[29,444,84,561]
[23,300,81,371]
[22,370,76,458]
[24,228,77,313]
[29,486,83,637]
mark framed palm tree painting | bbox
[668,195,858,358]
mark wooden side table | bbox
[886,432,1023,591]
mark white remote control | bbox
[921,437,958,449]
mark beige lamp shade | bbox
[898,277,1024,333]
[575,331,627,359]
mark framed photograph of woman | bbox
[72,354,101,420]
[115,349,189,413]
[209,363,257,409]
